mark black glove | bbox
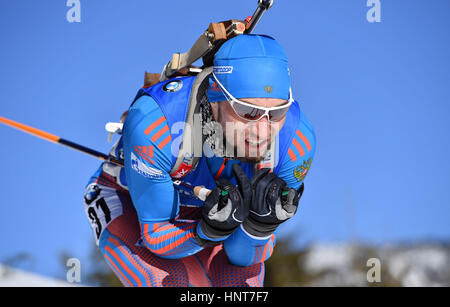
[197,164,252,243]
[243,168,304,237]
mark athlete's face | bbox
[211,98,287,163]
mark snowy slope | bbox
[0,264,78,287]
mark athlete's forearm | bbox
[223,225,276,267]
[140,220,204,259]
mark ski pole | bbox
[0,116,213,199]
[0,115,124,166]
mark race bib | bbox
[84,183,123,246]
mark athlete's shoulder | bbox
[123,95,174,174]
[284,108,316,161]
[125,94,160,127]
[297,110,316,155]
[277,109,316,189]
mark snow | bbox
[301,243,450,286]
[0,264,78,287]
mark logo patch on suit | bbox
[134,145,154,165]
[293,158,312,182]
[131,152,164,179]
[163,80,183,92]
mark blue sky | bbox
[0,0,449,279]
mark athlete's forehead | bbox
[207,34,291,104]
[240,97,288,108]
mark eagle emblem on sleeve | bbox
[293,158,312,182]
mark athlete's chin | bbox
[236,145,269,163]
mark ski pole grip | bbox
[194,186,212,201]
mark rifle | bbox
[147,0,274,86]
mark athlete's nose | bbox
[248,116,271,141]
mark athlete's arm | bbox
[223,113,316,267]
[122,95,204,259]
[224,226,277,267]
[276,121,316,192]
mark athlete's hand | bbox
[243,168,304,237]
[197,164,252,242]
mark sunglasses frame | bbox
[212,73,294,123]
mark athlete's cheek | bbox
[269,119,285,139]
[246,121,271,143]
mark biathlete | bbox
[83,34,316,287]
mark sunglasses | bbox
[212,73,294,123]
